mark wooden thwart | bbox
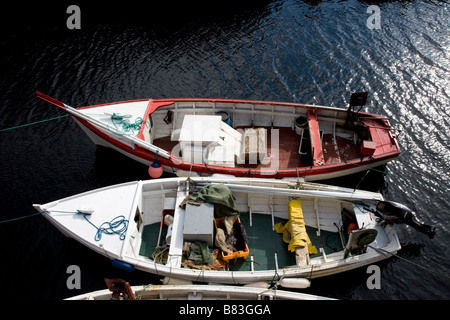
[307,108,325,166]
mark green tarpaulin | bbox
[180,184,239,218]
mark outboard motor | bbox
[374,201,436,239]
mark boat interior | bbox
[144,101,374,170]
[124,179,392,272]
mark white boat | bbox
[66,279,335,300]
[36,91,401,181]
[33,176,431,285]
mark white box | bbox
[204,144,235,167]
[178,115,222,147]
[183,203,214,247]
[181,143,205,164]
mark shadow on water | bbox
[92,146,151,185]
[320,165,388,193]
[59,238,161,300]
[93,144,389,193]
[92,146,176,184]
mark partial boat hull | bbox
[66,283,335,300]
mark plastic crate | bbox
[214,217,249,261]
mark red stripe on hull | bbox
[73,115,399,179]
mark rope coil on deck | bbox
[79,212,129,241]
[108,113,149,136]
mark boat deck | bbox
[138,212,343,272]
[243,127,306,170]
[152,126,361,170]
[228,213,342,271]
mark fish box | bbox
[214,217,249,261]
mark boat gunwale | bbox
[71,113,399,179]
[124,240,401,283]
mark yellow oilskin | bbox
[274,200,318,254]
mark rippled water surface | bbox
[0,1,449,300]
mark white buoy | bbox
[279,278,311,289]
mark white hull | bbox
[34,177,401,285]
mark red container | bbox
[360,140,376,156]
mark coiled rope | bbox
[108,113,149,136]
[52,209,129,241]
[80,213,129,241]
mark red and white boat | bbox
[36,91,400,180]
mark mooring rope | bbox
[368,245,450,281]
[0,212,42,224]
[0,209,129,241]
[0,114,69,133]
[344,160,449,192]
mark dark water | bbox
[0,1,449,300]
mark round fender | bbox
[279,278,311,289]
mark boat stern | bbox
[359,116,401,159]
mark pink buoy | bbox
[148,162,163,178]
[148,150,163,179]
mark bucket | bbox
[295,116,308,135]
[166,224,173,245]
[216,111,231,126]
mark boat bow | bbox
[33,181,141,259]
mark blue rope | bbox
[79,212,129,241]
[0,115,69,133]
